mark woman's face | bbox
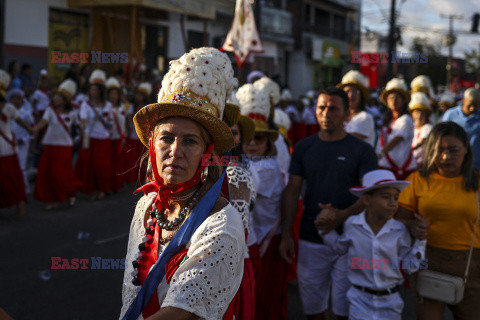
[343,85,361,111]
[154,117,207,186]
[243,132,268,157]
[52,93,66,108]
[135,92,146,105]
[89,85,100,100]
[386,92,404,114]
[434,135,467,178]
[109,89,119,104]
[411,109,428,126]
[231,124,241,146]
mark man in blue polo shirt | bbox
[279,87,377,320]
[443,88,480,169]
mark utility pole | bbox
[441,14,462,89]
[386,0,396,83]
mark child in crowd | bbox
[316,169,427,320]
[409,92,433,169]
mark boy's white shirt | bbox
[321,210,426,290]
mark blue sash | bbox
[123,169,226,320]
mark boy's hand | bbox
[410,213,430,240]
[315,203,345,235]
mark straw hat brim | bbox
[380,89,411,106]
[237,115,255,144]
[337,82,370,102]
[133,103,235,154]
[350,181,411,198]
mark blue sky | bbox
[361,0,480,58]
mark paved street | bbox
[0,183,453,320]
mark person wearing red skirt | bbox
[0,69,34,218]
[124,82,151,184]
[33,79,82,210]
[106,77,127,192]
[75,70,114,200]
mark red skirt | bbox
[111,139,126,192]
[0,154,27,208]
[34,145,81,203]
[255,235,289,320]
[74,138,112,194]
[123,138,147,184]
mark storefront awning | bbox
[68,0,218,19]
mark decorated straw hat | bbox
[106,77,121,93]
[380,78,411,105]
[408,92,432,115]
[411,75,434,98]
[133,47,237,154]
[89,69,106,85]
[350,169,411,198]
[439,90,455,107]
[137,82,152,98]
[274,108,291,139]
[337,70,370,102]
[55,79,77,101]
[280,88,292,102]
[253,76,281,120]
[236,83,278,141]
[0,70,11,100]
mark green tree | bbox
[464,49,480,84]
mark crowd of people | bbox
[1,49,479,320]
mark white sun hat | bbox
[349,169,411,198]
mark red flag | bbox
[222,0,264,67]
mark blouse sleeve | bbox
[398,172,418,212]
[391,115,413,141]
[161,205,246,320]
[227,165,256,230]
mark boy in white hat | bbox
[316,169,427,320]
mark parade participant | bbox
[397,122,480,320]
[409,92,433,168]
[7,61,21,90]
[253,76,280,123]
[442,88,480,169]
[280,87,377,320]
[273,108,292,186]
[411,75,435,99]
[434,90,455,123]
[246,70,265,84]
[33,79,82,209]
[222,99,257,320]
[301,96,319,137]
[281,88,305,145]
[319,169,426,320]
[125,82,152,184]
[377,78,416,180]
[0,70,34,218]
[9,89,34,194]
[337,70,375,147]
[365,92,383,129]
[106,77,128,192]
[75,69,114,200]
[119,47,245,320]
[237,83,288,320]
[30,70,50,119]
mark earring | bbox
[201,166,209,184]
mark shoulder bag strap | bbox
[464,190,480,283]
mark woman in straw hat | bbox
[33,79,82,209]
[337,70,376,147]
[106,76,128,191]
[75,69,114,200]
[377,78,416,180]
[0,70,34,218]
[409,92,433,168]
[237,83,289,320]
[221,98,257,320]
[124,82,152,184]
[119,48,246,320]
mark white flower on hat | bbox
[236,83,271,118]
[106,77,121,90]
[89,69,106,85]
[409,92,431,112]
[157,47,237,118]
[0,70,11,90]
[280,88,292,101]
[274,108,291,131]
[253,76,281,105]
[58,79,77,99]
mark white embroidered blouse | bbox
[119,192,246,320]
